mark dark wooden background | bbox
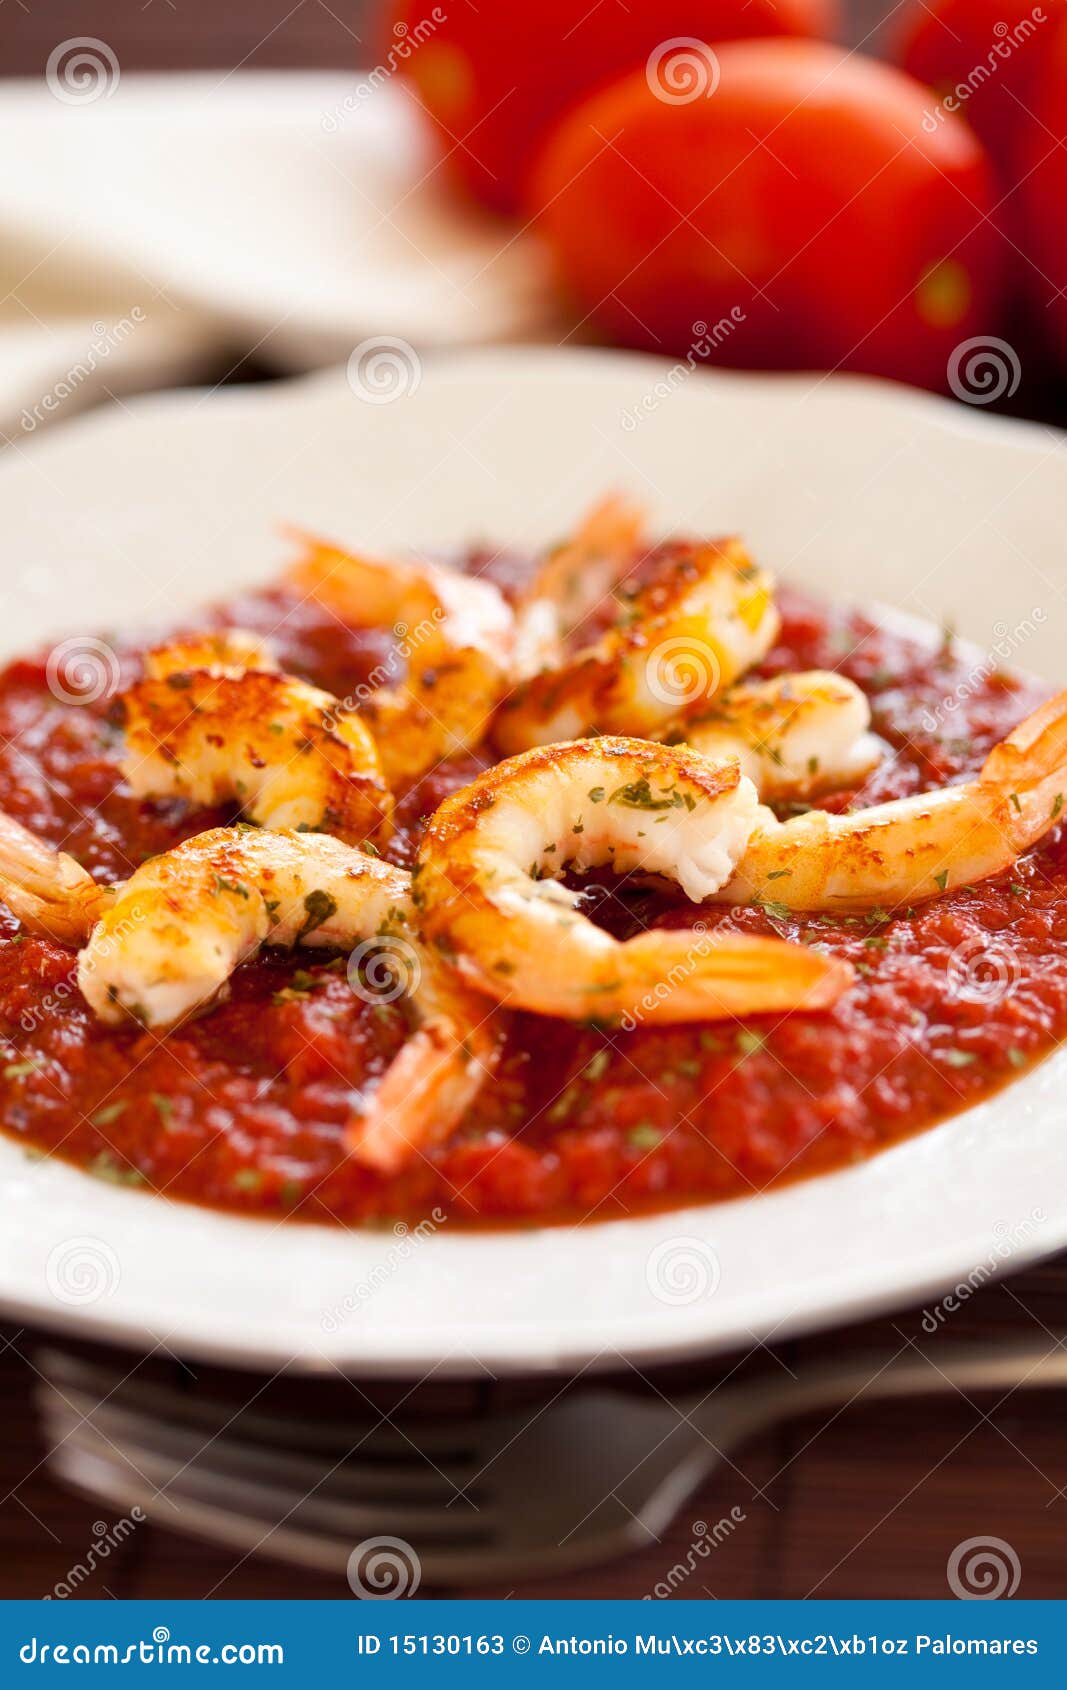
[0,0,1065,1604]
[0,0,895,73]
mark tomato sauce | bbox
[0,551,1064,1226]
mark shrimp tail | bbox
[980,688,1067,845]
[613,930,853,1024]
[0,811,110,944]
[347,955,505,1173]
[982,688,1067,779]
[346,1014,500,1174]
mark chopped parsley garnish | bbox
[295,889,338,942]
[214,875,250,899]
[941,1049,977,1068]
[546,1085,581,1124]
[87,1152,146,1187]
[759,899,791,922]
[91,1101,127,1127]
[628,1124,662,1151]
[734,1029,766,1058]
[3,1057,44,1080]
[608,777,694,812]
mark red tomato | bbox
[530,40,1004,392]
[894,0,1061,173]
[1019,12,1067,363]
[386,0,839,214]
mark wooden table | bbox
[1,0,1065,1603]
[5,1251,1067,1601]
[0,0,923,72]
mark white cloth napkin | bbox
[0,70,558,441]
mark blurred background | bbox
[0,2,382,72]
[0,0,1064,426]
[0,0,890,69]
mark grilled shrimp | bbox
[415,739,852,1022]
[287,535,514,787]
[0,811,111,943]
[494,539,780,754]
[144,629,279,678]
[512,493,648,677]
[75,827,500,1173]
[715,689,1067,912]
[117,640,393,847]
[676,672,883,801]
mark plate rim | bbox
[2,344,1065,1377]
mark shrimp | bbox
[713,689,1067,912]
[674,671,883,801]
[287,534,514,787]
[512,493,648,678]
[75,826,501,1173]
[143,629,279,678]
[493,539,780,754]
[356,650,505,791]
[414,738,852,1023]
[116,643,393,847]
[0,811,111,943]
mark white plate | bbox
[2,347,1067,1377]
